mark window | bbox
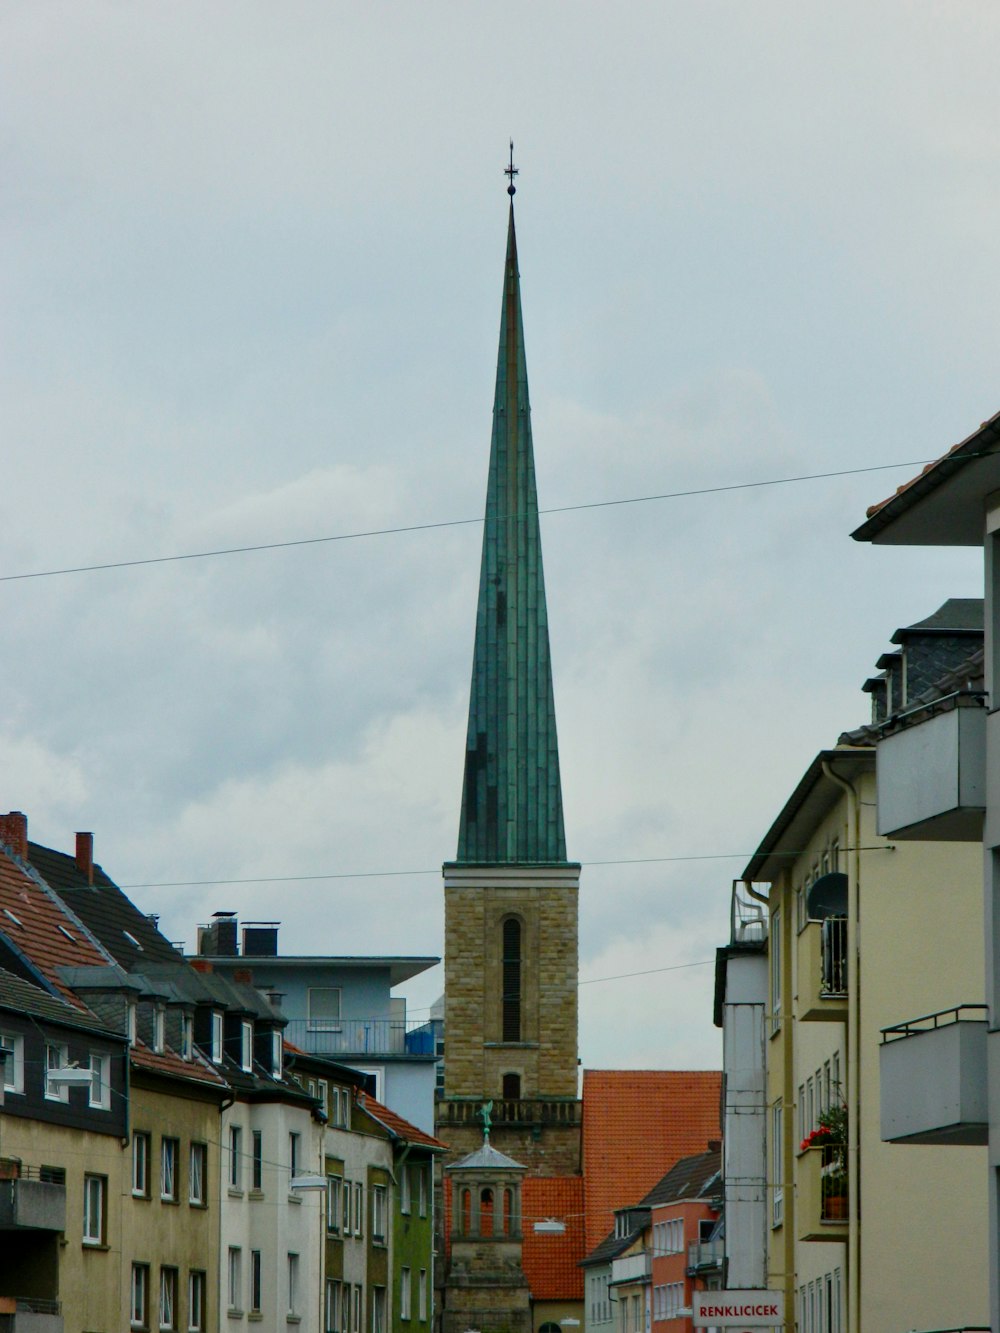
[252,1130,263,1191]
[318,1079,328,1115]
[241,1020,253,1073]
[502,1071,521,1099]
[89,1053,111,1109]
[354,1180,364,1236]
[153,1007,166,1054]
[181,1015,194,1061]
[250,1250,262,1314]
[372,1184,387,1242]
[271,1029,283,1077]
[327,1175,342,1233]
[326,1280,341,1333]
[127,1001,138,1045]
[189,1143,207,1206]
[187,1272,205,1333]
[161,1137,179,1201]
[418,1165,428,1218]
[133,1132,151,1197]
[400,1268,411,1320]
[0,1031,24,1093]
[308,987,342,1030]
[131,1263,150,1329]
[289,1131,300,1181]
[501,917,521,1041]
[229,1126,242,1190]
[418,1271,427,1322]
[45,1042,69,1102]
[342,1178,352,1233]
[372,1286,386,1333]
[772,1099,784,1227]
[227,1248,242,1313]
[211,1011,223,1063]
[287,1253,300,1317]
[400,1165,411,1214]
[353,1286,362,1333]
[83,1173,105,1245]
[159,1267,178,1331]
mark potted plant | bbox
[800,1104,847,1221]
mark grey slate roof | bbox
[448,1139,526,1171]
[0,965,116,1035]
[639,1146,721,1206]
[580,1222,648,1268]
[891,597,983,638]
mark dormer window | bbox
[181,1015,193,1061]
[127,1002,138,1046]
[211,1011,223,1064]
[153,1007,166,1054]
[271,1030,283,1078]
[241,1021,253,1073]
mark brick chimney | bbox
[75,832,94,885]
[0,812,28,861]
[189,958,213,974]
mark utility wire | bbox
[120,846,890,890]
[0,456,943,585]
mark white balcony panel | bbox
[610,1252,650,1284]
[880,1018,987,1145]
[876,706,985,840]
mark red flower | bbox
[799,1126,833,1151]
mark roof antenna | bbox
[505,140,518,197]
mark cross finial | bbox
[505,141,518,197]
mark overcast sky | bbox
[1,3,992,1068]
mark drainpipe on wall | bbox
[821,761,860,1333]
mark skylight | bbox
[57,925,75,941]
[3,908,24,929]
[122,930,143,951]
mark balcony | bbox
[436,1098,581,1129]
[880,1006,988,1145]
[876,702,985,841]
[797,1145,848,1243]
[686,1239,724,1274]
[0,1166,66,1234]
[283,1017,436,1058]
[797,918,847,1022]
[0,1299,62,1333]
[610,1251,651,1285]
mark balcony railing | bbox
[0,1298,63,1333]
[686,1238,724,1272]
[436,1098,581,1128]
[610,1251,651,1284]
[0,1163,66,1233]
[283,1018,436,1057]
[798,918,848,1021]
[797,1143,848,1242]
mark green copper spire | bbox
[456,200,567,864]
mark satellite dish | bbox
[806,872,848,921]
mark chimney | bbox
[212,912,238,957]
[232,968,254,986]
[75,832,94,885]
[0,812,28,861]
[189,958,213,974]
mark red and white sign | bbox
[692,1290,785,1328]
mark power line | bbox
[0,457,941,585]
[120,845,890,890]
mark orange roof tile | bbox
[357,1091,448,1152]
[581,1070,722,1250]
[0,846,111,1010]
[130,1040,228,1089]
[522,1176,585,1301]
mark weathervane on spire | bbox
[505,140,518,197]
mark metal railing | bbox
[820,916,847,996]
[881,1004,988,1045]
[283,1018,436,1057]
[686,1238,723,1270]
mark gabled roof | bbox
[581,1069,722,1250]
[0,966,119,1036]
[356,1091,448,1152]
[640,1145,721,1207]
[455,202,569,865]
[522,1175,585,1300]
[447,1139,525,1171]
[580,1225,645,1269]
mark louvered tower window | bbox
[502,918,522,1041]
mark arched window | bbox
[502,918,521,1042]
[480,1187,494,1236]
[502,1072,521,1100]
[461,1187,471,1235]
[539,1322,561,1333]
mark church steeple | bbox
[457,192,567,865]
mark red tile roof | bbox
[357,1091,448,1151]
[522,1176,585,1300]
[130,1040,228,1089]
[0,846,110,1010]
[581,1070,722,1250]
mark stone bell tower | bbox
[436,164,582,1176]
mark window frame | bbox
[189,1143,207,1206]
[417,1164,428,1218]
[250,1250,262,1315]
[227,1247,242,1314]
[89,1052,111,1110]
[131,1262,150,1330]
[133,1131,151,1198]
[241,1020,254,1073]
[160,1137,179,1203]
[354,1180,364,1237]
[0,1031,24,1094]
[418,1270,427,1323]
[287,1252,300,1318]
[371,1183,387,1244]
[83,1173,106,1246]
[400,1268,411,1321]
[327,1174,342,1234]
[187,1271,205,1333]
[159,1266,178,1332]
[307,986,342,1031]
[501,916,522,1042]
[210,1011,223,1064]
[251,1129,263,1192]
[229,1125,242,1191]
[44,1042,70,1103]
